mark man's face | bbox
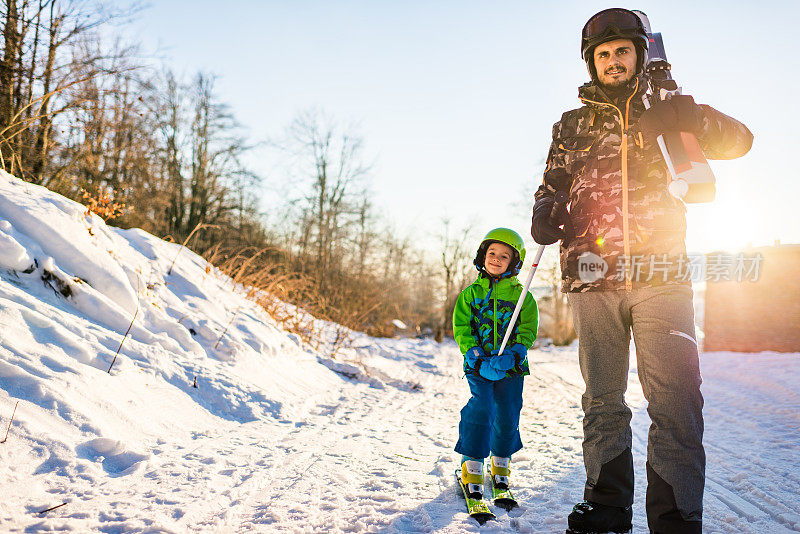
[592,38,637,88]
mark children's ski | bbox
[454,469,495,525]
[487,464,518,511]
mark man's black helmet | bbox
[581,8,649,80]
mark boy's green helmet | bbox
[474,227,526,276]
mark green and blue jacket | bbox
[452,273,538,377]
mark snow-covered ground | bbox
[0,170,798,533]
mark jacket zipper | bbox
[579,78,639,292]
[492,286,498,348]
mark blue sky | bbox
[129,1,799,255]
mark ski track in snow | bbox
[1,170,799,533]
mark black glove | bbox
[531,196,565,245]
[639,95,704,137]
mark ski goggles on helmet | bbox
[581,8,645,58]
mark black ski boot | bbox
[566,501,632,534]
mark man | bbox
[531,8,752,534]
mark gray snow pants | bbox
[567,284,704,529]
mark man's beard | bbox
[601,67,632,88]
[600,70,635,97]
[603,77,629,88]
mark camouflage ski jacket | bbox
[452,274,538,377]
[535,74,753,292]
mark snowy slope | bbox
[0,170,798,533]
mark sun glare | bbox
[683,167,787,254]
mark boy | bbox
[452,227,538,498]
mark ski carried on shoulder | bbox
[487,463,518,511]
[454,469,495,525]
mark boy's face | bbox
[484,242,515,277]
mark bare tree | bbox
[534,252,576,346]
[0,0,140,182]
[351,191,376,277]
[437,217,474,342]
[280,108,371,289]
[156,69,187,235]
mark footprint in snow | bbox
[76,438,149,476]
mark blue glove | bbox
[464,347,485,372]
[507,343,528,363]
[474,348,506,380]
[486,344,528,379]
[491,349,516,372]
[479,361,507,381]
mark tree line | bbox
[0,0,472,341]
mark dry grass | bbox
[537,290,577,346]
[80,187,125,221]
[168,223,218,275]
[198,242,432,357]
[107,276,141,373]
[1,401,19,444]
[203,246,326,351]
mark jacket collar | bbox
[475,273,518,290]
[578,74,647,109]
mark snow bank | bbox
[0,169,352,529]
[0,171,138,314]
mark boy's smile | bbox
[484,242,514,277]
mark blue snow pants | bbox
[454,373,524,459]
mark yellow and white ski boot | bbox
[461,459,485,498]
[490,456,511,489]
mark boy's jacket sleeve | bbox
[452,287,479,354]
[516,291,539,349]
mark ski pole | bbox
[496,246,543,356]
[497,191,568,356]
